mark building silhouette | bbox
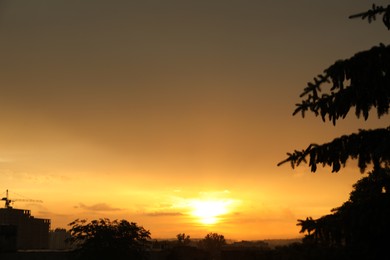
[49,228,71,250]
[0,208,50,250]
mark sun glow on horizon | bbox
[190,199,232,225]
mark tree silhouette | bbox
[198,233,226,260]
[298,214,343,247]
[333,168,390,249]
[176,233,191,245]
[298,169,390,256]
[278,4,390,173]
[199,232,226,250]
[278,3,390,257]
[67,218,151,260]
[297,217,316,237]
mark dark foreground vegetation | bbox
[0,241,387,260]
[275,2,390,259]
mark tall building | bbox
[49,228,71,250]
[0,208,50,250]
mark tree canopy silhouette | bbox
[198,232,226,260]
[198,232,226,250]
[278,3,390,173]
[176,233,191,245]
[297,168,390,257]
[280,3,390,257]
[67,218,151,260]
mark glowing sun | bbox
[191,200,231,225]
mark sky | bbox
[0,0,389,240]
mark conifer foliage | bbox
[278,4,390,173]
[280,3,390,257]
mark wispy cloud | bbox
[38,211,73,218]
[146,211,183,217]
[76,203,122,212]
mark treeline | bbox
[63,216,388,260]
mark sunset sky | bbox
[0,0,389,240]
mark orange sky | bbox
[0,0,389,240]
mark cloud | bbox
[77,203,122,212]
[38,211,72,218]
[146,211,183,217]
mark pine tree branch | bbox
[278,127,390,172]
[294,44,390,125]
[349,4,390,29]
